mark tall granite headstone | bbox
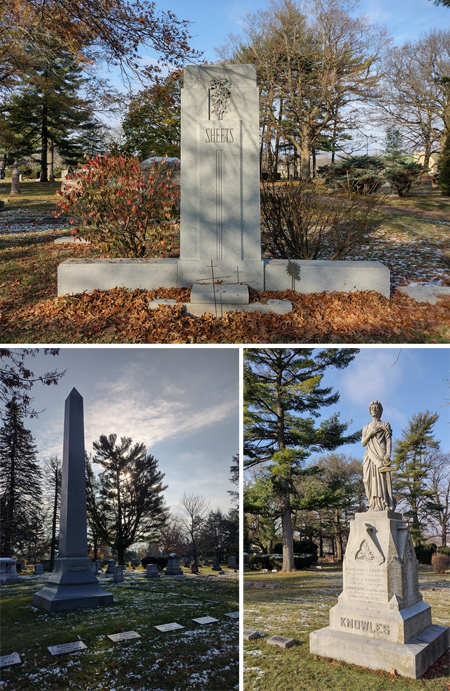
[33,389,113,611]
[178,64,264,290]
[310,401,449,678]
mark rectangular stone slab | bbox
[192,616,219,624]
[225,612,239,619]
[0,653,21,668]
[267,635,295,649]
[190,282,249,304]
[154,623,184,632]
[48,641,87,656]
[310,623,449,679]
[107,631,141,643]
[243,630,260,641]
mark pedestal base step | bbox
[309,624,449,679]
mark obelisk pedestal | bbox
[33,389,113,611]
[310,510,449,678]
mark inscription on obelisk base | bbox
[310,401,449,678]
[33,389,113,611]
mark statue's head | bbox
[369,400,383,417]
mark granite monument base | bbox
[310,624,449,679]
[309,509,449,678]
[33,557,113,611]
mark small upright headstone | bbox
[106,559,116,574]
[113,566,123,583]
[165,554,184,576]
[212,557,221,571]
[0,558,20,584]
[34,564,44,574]
[191,562,198,574]
[146,564,160,579]
[228,556,238,569]
[10,161,20,196]
[33,389,113,611]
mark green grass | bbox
[244,565,449,691]
[1,567,238,690]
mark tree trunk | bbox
[334,509,343,562]
[281,488,295,571]
[300,137,311,180]
[40,99,49,183]
[50,468,59,570]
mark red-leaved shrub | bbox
[56,154,180,258]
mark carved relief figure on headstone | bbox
[362,400,396,511]
[209,78,231,120]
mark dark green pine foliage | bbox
[88,434,168,565]
[438,129,450,196]
[5,39,103,179]
[393,411,441,544]
[244,348,360,571]
[0,398,43,557]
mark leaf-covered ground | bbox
[0,566,239,690]
[244,565,450,691]
[1,183,449,344]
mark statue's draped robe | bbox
[362,421,395,511]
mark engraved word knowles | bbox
[340,617,390,635]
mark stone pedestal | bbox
[165,555,184,576]
[0,558,20,584]
[310,510,449,678]
[33,389,113,612]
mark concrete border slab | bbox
[397,286,450,304]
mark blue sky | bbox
[312,346,450,460]
[17,347,239,513]
[149,0,449,64]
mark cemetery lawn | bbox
[244,564,450,691]
[0,567,239,690]
[1,183,449,344]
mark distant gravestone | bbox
[48,641,87,656]
[113,566,124,583]
[243,630,260,641]
[267,636,295,649]
[34,564,44,574]
[225,612,239,619]
[165,555,184,576]
[192,616,218,625]
[191,563,198,574]
[10,161,20,196]
[106,559,115,574]
[33,389,113,612]
[228,556,238,569]
[0,558,20,584]
[146,564,160,579]
[212,557,220,571]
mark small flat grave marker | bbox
[154,622,184,632]
[107,631,141,643]
[267,635,295,650]
[224,611,239,619]
[48,641,87,656]
[266,584,278,589]
[243,630,260,641]
[193,616,219,625]
[0,653,21,668]
[254,583,265,588]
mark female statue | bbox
[361,400,396,511]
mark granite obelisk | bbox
[33,388,113,611]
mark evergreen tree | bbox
[383,127,407,165]
[88,434,168,565]
[0,398,43,557]
[4,37,102,179]
[393,411,440,544]
[438,129,450,196]
[244,348,360,571]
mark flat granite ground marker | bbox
[33,389,113,611]
[309,400,449,678]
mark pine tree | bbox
[4,38,102,179]
[383,127,407,165]
[88,434,168,565]
[393,411,440,544]
[0,398,43,557]
[244,348,360,571]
